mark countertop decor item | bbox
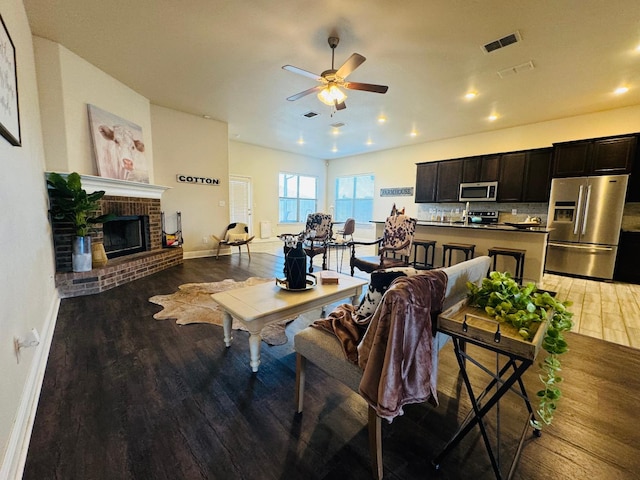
[466,271,574,429]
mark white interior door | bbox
[229,176,252,232]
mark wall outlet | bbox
[202,236,209,244]
[219,200,226,207]
[511,209,518,215]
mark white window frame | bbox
[278,173,318,223]
[334,174,374,223]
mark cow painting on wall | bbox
[88,104,149,183]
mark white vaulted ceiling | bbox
[23,0,640,159]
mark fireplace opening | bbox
[103,215,150,259]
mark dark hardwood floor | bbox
[23,253,640,479]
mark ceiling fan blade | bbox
[344,82,389,94]
[282,65,323,82]
[286,85,323,101]
[336,53,366,79]
[335,100,347,111]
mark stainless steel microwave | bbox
[459,181,498,202]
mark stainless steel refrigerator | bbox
[545,174,629,280]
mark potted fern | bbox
[47,172,115,272]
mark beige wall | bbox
[0,1,58,477]
[5,8,640,477]
[33,37,154,180]
[151,105,229,256]
[328,105,640,221]
[229,141,327,238]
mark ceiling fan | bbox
[282,36,388,111]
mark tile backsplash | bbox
[416,202,549,224]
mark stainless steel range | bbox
[467,210,499,224]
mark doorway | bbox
[229,175,252,233]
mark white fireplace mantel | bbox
[46,172,171,199]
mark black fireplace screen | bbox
[103,215,150,259]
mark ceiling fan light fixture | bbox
[317,83,347,106]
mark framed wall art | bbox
[87,104,149,183]
[0,14,21,146]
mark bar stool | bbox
[442,243,475,267]
[412,240,436,270]
[488,247,526,284]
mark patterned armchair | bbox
[302,213,333,272]
[349,214,417,276]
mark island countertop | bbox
[371,220,550,283]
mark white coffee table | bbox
[211,272,367,372]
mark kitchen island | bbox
[373,221,551,283]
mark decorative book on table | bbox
[318,270,339,285]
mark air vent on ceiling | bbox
[482,31,521,53]
[497,60,535,78]
[330,122,345,128]
[303,111,319,118]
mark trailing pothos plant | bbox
[466,271,574,430]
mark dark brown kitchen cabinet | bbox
[462,155,499,183]
[591,136,636,174]
[523,148,553,202]
[461,157,480,183]
[415,162,438,203]
[436,159,463,202]
[614,231,640,284]
[552,135,637,177]
[498,152,527,201]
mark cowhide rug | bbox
[149,277,296,346]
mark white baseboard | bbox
[183,249,216,259]
[0,293,60,480]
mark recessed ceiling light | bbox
[410,130,418,137]
[614,86,629,95]
[366,138,373,146]
[378,115,387,124]
[465,91,478,100]
[488,114,499,121]
[331,146,338,153]
[297,137,305,145]
[332,128,340,136]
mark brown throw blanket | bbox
[358,271,447,421]
[315,270,448,422]
[312,303,370,364]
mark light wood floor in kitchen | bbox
[538,273,640,349]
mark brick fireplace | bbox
[50,174,183,298]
